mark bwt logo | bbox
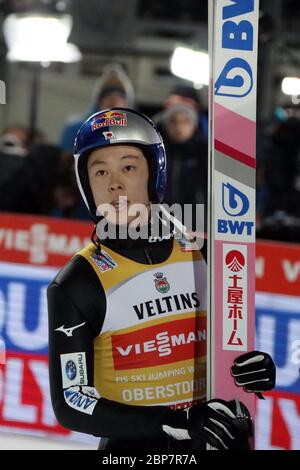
[215,0,256,98]
[291,340,300,365]
[218,182,254,236]
[0,80,6,104]
[222,182,249,216]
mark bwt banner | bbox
[0,213,299,449]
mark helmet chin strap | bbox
[91,224,103,256]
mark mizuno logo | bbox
[55,322,86,337]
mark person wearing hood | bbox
[163,85,208,143]
[157,104,208,219]
[59,64,135,153]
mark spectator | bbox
[0,124,46,185]
[0,125,29,156]
[0,142,60,215]
[157,104,208,230]
[264,115,300,217]
[60,63,135,152]
[257,107,300,242]
[163,85,208,143]
[49,152,90,220]
[0,125,28,187]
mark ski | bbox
[207,0,260,449]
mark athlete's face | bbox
[88,145,150,225]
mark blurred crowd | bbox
[0,63,299,243]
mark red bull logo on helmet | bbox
[91,111,127,131]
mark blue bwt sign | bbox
[215,0,256,98]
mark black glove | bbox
[162,399,242,450]
[231,350,276,394]
[226,399,253,450]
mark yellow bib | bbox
[78,239,207,409]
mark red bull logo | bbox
[91,111,127,131]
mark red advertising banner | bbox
[0,212,91,267]
[0,213,299,449]
[256,240,300,296]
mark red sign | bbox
[0,213,299,448]
[112,316,206,370]
[256,240,300,296]
[0,352,68,435]
[0,212,91,267]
